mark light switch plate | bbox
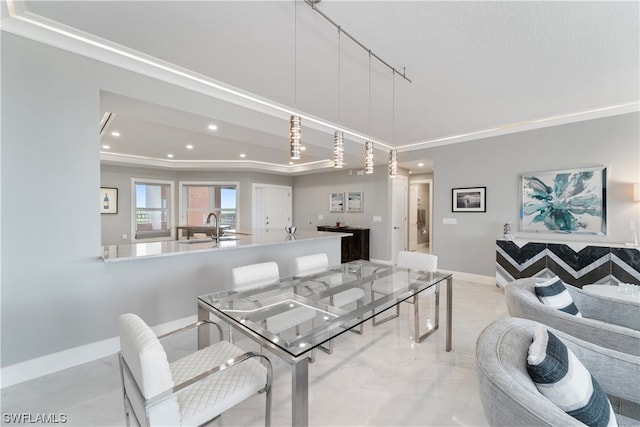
[373,216,382,222]
[318,214,324,220]
[442,218,457,225]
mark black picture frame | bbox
[452,187,486,212]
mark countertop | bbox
[101,229,352,262]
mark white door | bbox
[391,175,408,263]
[253,184,292,231]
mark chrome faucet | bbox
[205,212,220,241]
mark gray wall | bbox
[101,165,293,245]
[2,31,638,371]
[0,33,308,368]
[293,166,392,260]
[414,112,640,276]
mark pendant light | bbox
[389,149,398,177]
[290,115,301,159]
[333,28,344,168]
[334,131,344,168]
[365,141,374,174]
[364,52,374,174]
[290,0,301,160]
[389,69,397,178]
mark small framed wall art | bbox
[346,191,363,212]
[452,187,486,212]
[101,187,118,214]
[329,192,344,212]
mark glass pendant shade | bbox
[365,141,374,174]
[290,115,301,160]
[333,131,344,168]
[389,149,398,177]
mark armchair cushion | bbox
[171,340,268,426]
[534,276,582,317]
[527,325,617,426]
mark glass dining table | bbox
[197,259,453,426]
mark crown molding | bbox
[396,101,640,152]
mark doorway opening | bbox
[409,179,433,253]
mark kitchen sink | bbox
[177,236,238,244]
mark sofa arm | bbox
[567,285,640,331]
[506,279,640,356]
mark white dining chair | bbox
[231,261,316,337]
[294,253,366,354]
[118,313,272,427]
[371,251,439,343]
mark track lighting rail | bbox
[304,0,412,83]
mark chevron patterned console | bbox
[496,239,640,288]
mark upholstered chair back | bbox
[397,251,437,272]
[118,313,180,426]
[232,262,280,291]
[294,253,329,277]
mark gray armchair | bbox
[506,278,640,356]
[475,317,640,426]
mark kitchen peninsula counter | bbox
[101,229,351,263]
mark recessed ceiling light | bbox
[167,154,174,158]
[207,124,218,131]
[418,162,424,167]
[186,144,194,150]
[240,153,246,158]
[101,145,110,149]
[111,131,120,137]
[289,161,294,165]
[300,146,307,151]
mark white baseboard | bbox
[439,270,496,286]
[371,258,495,286]
[1,315,196,389]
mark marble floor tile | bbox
[1,279,506,426]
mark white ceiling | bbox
[7,1,640,174]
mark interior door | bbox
[253,184,292,231]
[391,175,408,263]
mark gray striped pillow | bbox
[534,276,582,317]
[527,325,617,427]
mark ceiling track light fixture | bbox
[364,51,374,174]
[304,0,411,83]
[389,68,397,178]
[333,26,343,168]
[290,0,302,161]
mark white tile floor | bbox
[1,279,507,426]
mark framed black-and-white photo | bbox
[101,187,118,214]
[452,187,486,212]
[346,191,363,212]
[329,192,344,212]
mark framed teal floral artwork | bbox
[521,166,606,235]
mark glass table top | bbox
[198,260,452,359]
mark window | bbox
[179,182,238,231]
[132,178,175,241]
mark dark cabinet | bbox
[317,226,370,263]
